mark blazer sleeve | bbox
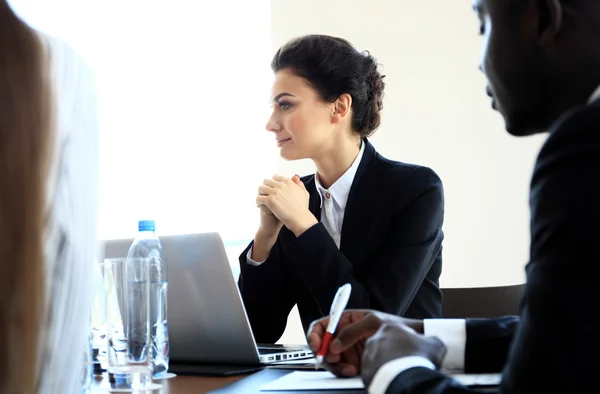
[284,166,444,319]
[376,317,518,394]
[464,316,519,373]
[237,238,296,344]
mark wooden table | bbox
[92,369,499,394]
[92,375,246,394]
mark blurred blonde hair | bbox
[0,1,53,393]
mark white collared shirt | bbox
[313,142,365,249]
[367,84,600,394]
[247,142,365,264]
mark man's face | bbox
[474,0,557,136]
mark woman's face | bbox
[266,69,335,161]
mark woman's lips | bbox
[277,138,291,147]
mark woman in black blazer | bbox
[238,34,444,344]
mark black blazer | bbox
[238,139,444,343]
[386,100,600,393]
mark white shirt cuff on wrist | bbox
[423,318,466,372]
[245,246,265,266]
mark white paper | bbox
[260,371,362,391]
[260,371,502,391]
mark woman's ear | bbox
[332,93,352,124]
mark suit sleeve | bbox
[419,317,519,374]
[369,316,519,394]
[284,166,444,319]
[381,108,600,393]
[237,238,296,343]
[372,317,518,394]
[464,316,519,373]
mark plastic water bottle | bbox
[127,220,169,377]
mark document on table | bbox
[261,371,362,391]
[267,357,318,370]
[260,371,502,391]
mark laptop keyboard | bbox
[261,351,311,362]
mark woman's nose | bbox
[265,113,280,133]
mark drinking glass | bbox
[102,257,153,390]
[90,261,107,375]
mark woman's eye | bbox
[479,25,485,35]
[278,101,292,110]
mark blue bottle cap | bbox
[138,220,156,232]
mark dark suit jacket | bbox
[238,139,445,343]
[386,100,600,393]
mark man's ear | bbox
[331,93,352,124]
[536,0,563,46]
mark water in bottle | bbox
[127,220,169,377]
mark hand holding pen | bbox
[312,283,353,370]
[307,300,425,377]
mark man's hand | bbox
[307,310,424,377]
[361,324,447,388]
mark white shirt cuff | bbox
[245,246,265,266]
[368,356,435,394]
[423,319,466,372]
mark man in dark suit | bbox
[307,0,600,392]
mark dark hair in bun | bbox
[271,34,385,138]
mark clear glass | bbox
[90,261,107,375]
[103,257,153,390]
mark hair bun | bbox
[362,52,385,136]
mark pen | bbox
[315,283,352,370]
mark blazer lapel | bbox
[305,175,322,220]
[339,139,382,262]
[302,141,385,268]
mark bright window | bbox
[10,0,277,247]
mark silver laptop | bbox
[103,232,312,367]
